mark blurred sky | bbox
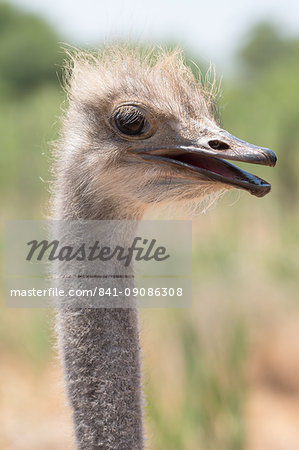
[9,0,299,70]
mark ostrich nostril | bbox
[208,140,230,150]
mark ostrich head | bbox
[59,47,276,218]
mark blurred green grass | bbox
[0,85,63,213]
[0,3,299,449]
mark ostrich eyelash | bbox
[114,107,144,124]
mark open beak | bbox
[137,129,277,197]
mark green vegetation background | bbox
[0,2,298,449]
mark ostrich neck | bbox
[55,182,144,449]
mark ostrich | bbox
[52,47,276,449]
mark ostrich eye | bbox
[113,106,149,137]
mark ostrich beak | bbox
[137,129,277,197]
[199,129,277,167]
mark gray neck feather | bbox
[54,185,144,449]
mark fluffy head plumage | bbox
[64,46,219,121]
